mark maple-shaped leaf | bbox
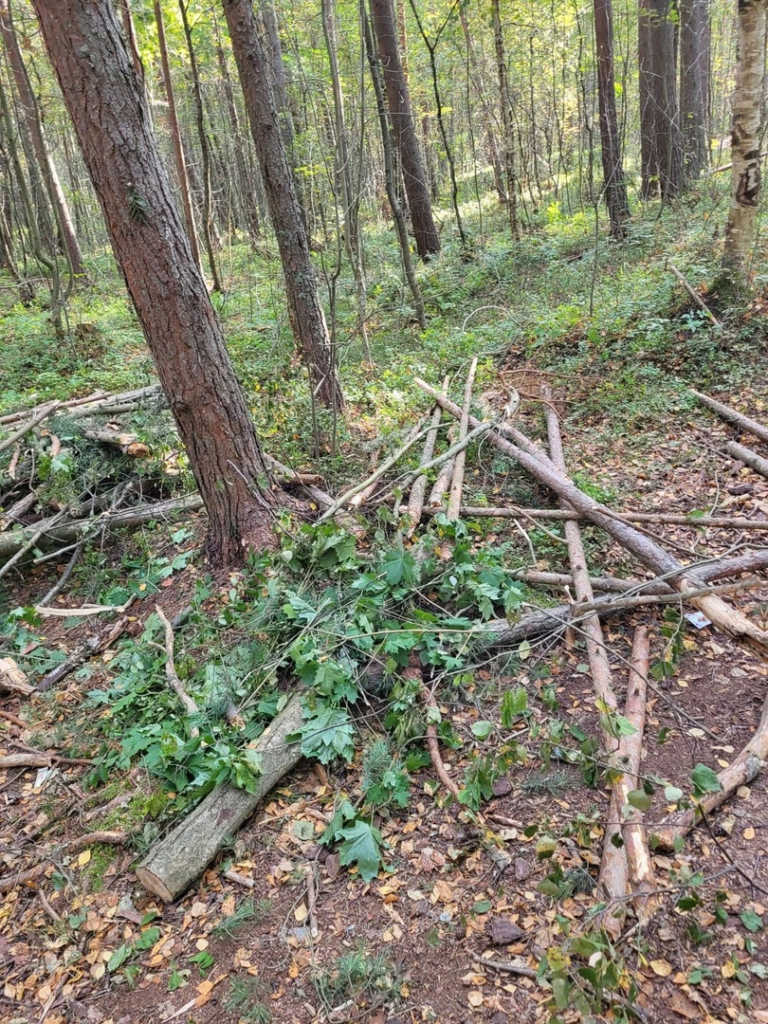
[338,819,383,882]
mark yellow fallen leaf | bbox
[743,826,755,840]
[77,849,91,868]
[294,903,308,924]
[650,959,672,977]
[721,959,736,979]
[467,990,484,1007]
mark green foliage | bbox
[313,945,399,1010]
[212,899,272,940]
[321,798,385,882]
[361,738,410,810]
[225,977,271,1024]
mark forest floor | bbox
[3,183,768,1024]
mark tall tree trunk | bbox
[680,0,710,180]
[153,0,201,270]
[594,0,630,235]
[32,0,278,567]
[259,0,295,155]
[214,20,262,244]
[638,0,683,198]
[722,0,767,285]
[369,0,440,259]
[223,0,344,411]
[0,0,85,278]
[321,0,368,351]
[491,0,520,238]
[361,0,425,327]
[178,0,223,292]
[117,0,145,83]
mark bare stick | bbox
[155,606,199,735]
[37,615,131,692]
[415,378,768,652]
[447,358,478,521]
[668,262,721,327]
[727,440,768,480]
[38,539,85,608]
[0,831,126,893]
[0,401,61,456]
[692,389,768,445]
[306,863,319,939]
[544,393,626,932]
[414,667,460,801]
[411,504,768,530]
[617,627,657,923]
[406,375,447,535]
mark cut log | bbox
[0,657,34,696]
[406,376,447,535]
[616,626,657,923]
[136,693,305,901]
[79,423,151,457]
[692,389,768,445]
[415,379,768,652]
[727,440,768,481]
[544,395,626,930]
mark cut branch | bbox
[726,440,768,480]
[692,390,768,445]
[406,375,447,535]
[447,358,478,521]
[155,605,199,735]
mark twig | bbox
[447,357,478,521]
[413,504,768,530]
[306,863,319,939]
[38,538,85,608]
[0,709,28,729]
[0,830,126,892]
[406,375,447,535]
[0,400,61,456]
[414,667,460,801]
[155,605,199,736]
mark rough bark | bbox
[679,0,711,180]
[136,693,304,901]
[370,0,440,259]
[32,0,278,567]
[722,0,767,284]
[638,0,683,197]
[0,0,85,278]
[492,0,520,238]
[727,439,768,479]
[223,0,344,411]
[692,389,768,444]
[593,0,630,234]
[154,0,201,270]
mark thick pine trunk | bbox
[223,0,344,411]
[594,0,630,235]
[679,0,711,180]
[722,0,766,284]
[0,0,85,278]
[638,0,683,198]
[370,0,440,260]
[32,0,278,567]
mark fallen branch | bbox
[668,263,721,327]
[0,390,107,426]
[0,709,28,729]
[78,423,150,457]
[0,831,126,893]
[0,400,61,457]
[416,668,460,801]
[406,376,447,536]
[37,615,132,692]
[727,440,768,480]
[416,379,768,652]
[692,389,768,446]
[617,627,657,924]
[427,424,456,508]
[0,752,52,769]
[413,504,768,530]
[447,358,478,521]
[544,395,626,933]
[136,693,305,901]
[155,605,199,737]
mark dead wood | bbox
[37,615,131,692]
[0,709,28,729]
[406,376,447,535]
[155,606,199,735]
[0,752,52,768]
[668,263,721,327]
[414,504,768,530]
[447,358,478,521]
[0,831,126,893]
[0,657,33,696]
[544,395,627,929]
[415,668,461,801]
[0,400,61,456]
[78,423,151,457]
[692,389,768,445]
[428,424,457,508]
[135,693,305,901]
[415,379,768,652]
[1,491,37,531]
[0,390,107,426]
[617,626,657,923]
[726,440,768,480]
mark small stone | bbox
[514,857,532,881]
[728,483,753,496]
[324,853,340,879]
[492,777,512,797]
[488,917,525,946]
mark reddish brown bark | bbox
[31,0,277,567]
[593,0,630,234]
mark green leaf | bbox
[107,944,133,973]
[471,720,493,740]
[664,785,684,803]
[741,910,764,933]
[500,686,527,726]
[626,789,651,812]
[134,926,161,951]
[690,763,722,796]
[338,819,383,882]
[535,834,557,859]
[472,899,491,914]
